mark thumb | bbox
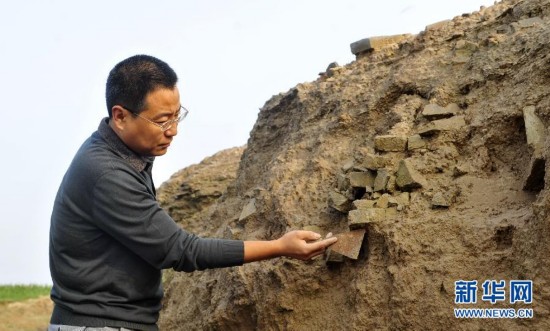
[298,230,322,241]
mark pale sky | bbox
[0,0,495,284]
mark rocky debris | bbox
[511,16,544,31]
[421,103,460,120]
[330,148,422,229]
[452,164,469,178]
[374,135,407,152]
[348,208,386,229]
[523,155,545,192]
[521,106,546,192]
[325,249,345,263]
[522,106,546,153]
[417,116,467,137]
[431,192,450,209]
[239,198,257,222]
[328,190,351,213]
[407,134,426,150]
[353,199,376,209]
[454,40,479,61]
[396,159,428,191]
[376,194,391,208]
[348,171,375,188]
[341,159,355,172]
[350,34,411,55]
[364,185,374,195]
[331,150,421,223]
[362,153,386,170]
[386,175,397,193]
[225,225,244,240]
[394,192,410,208]
[387,195,399,208]
[337,173,350,191]
[373,169,390,192]
[323,62,340,78]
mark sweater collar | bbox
[98,117,154,172]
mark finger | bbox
[308,248,327,259]
[321,237,337,246]
[307,242,333,259]
[298,230,322,241]
[306,237,337,251]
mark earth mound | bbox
[159,0,550,329]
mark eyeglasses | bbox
[122,105,189,132]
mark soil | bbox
[0,296,53,331]
[157,0,550,329]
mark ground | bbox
[0,296,53,331]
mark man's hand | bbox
[243,230,337,263]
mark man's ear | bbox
[111,105,127,131]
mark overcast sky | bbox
[0,0,495,284]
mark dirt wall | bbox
[159,0,550,329]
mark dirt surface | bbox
[158,0,550,329]
[157,146,245,235]
[0,296,53,331]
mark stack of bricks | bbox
[328,102,471,238]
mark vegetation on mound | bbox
[0,285,51,302]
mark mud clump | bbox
[158,0,550,329]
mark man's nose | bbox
[165,123,178,136]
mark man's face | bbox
[116,86,181,157]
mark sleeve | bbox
[91,169,244,272]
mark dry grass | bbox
[0,295,53,331]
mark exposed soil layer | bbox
[0,296,53,331]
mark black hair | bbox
[105,54,178,117]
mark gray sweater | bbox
[49,118,244,331]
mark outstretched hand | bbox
[243,230,337,263]
[275,230,337,260]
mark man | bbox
[48,55,336,331]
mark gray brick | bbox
[396,159,428,191]
[523,106,546,153]
[417,116,466,136]
[374,169,390,192]
[523,155,545,192]
[329,191,351,213]
[407,134,426,150]
[422,103,459,120]
[348,171,375,188]
[353,199,377,209]
[348,208,386,229]
[362,153,387,170]
[374,135,407,152]
[431,192,450,208]
[350,34,411,55]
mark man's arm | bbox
[243,230,337,263]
